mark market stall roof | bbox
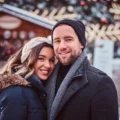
[0,4,54,30]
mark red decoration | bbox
[80,1,86,6]
[101,18,108,24]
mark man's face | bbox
[53,24,83,65]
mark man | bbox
[45,19,118,120]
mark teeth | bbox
[40,70,49,74]
[41,70,48,71]
[60,53,67,55]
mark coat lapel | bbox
[56,72,88,116]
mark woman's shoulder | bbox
[0,85,36,99]
[0,86,42,105]
[0,86,28,106]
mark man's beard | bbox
[57,54,79,65]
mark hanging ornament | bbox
[80,1,86,6]
[101,18,108,24]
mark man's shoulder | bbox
[87,65,108,77]
[82,58,107,76]
[86,65,114,87]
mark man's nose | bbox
[59,41,67,50]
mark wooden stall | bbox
[0,4,54,66]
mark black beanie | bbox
[51,19,86,48]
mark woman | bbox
[0,37,55,120]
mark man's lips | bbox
[59,52,70,55]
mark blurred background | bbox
[0,0,120,115]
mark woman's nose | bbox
[44,61,50,68]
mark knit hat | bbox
[21,37,52,63]
[52,19,86,48]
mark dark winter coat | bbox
[46,55,118,120]
[0,73,47,120]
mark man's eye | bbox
[54,40,60,43]
[66,39,72,41]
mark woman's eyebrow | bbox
[38,55,45,57]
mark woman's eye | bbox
[50,59,55,63]
[38,57,44,61]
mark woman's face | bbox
[33,47,55,80]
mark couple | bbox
[0,19,118,120]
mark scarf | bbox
[47,50,87,120]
